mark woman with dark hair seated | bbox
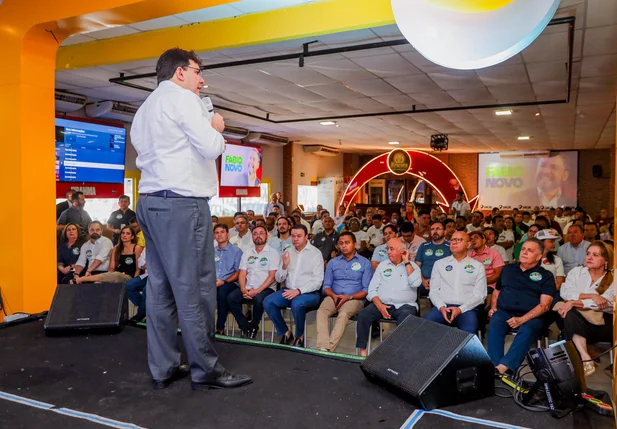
[556,241,614,376]
[74,226,143,284]
[57,223,85,283]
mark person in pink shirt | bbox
[468,230,505,297]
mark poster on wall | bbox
[478,151,578,210]
[317,177,345,215]
[218,143,262,198]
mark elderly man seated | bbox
[315,232,372,352]
[488,238,556,377]
[355,237,422,357]
[425,231,487,334]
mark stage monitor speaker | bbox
[592,165,603,178]
[360,316,494,410]
[44,283,128,335]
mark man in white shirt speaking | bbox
[131,48,250,391]
[264,224,325,347]
[425,231,487,334]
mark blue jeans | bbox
[487,309,544,370]
[216,282,238,331]
[125,276,148,318]
[227,287,273,331]
[424,305,480,335]
[263,289,321,337]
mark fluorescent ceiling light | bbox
[518,136,531,140]
[320,121,336,126]
[495,109,512,116]
[389,141,400,145]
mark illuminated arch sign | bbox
[391,0,560,70]
[339,150,471,213]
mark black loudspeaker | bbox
[44,283,128,335]
[592,165,603,178]
[360,316,495,410]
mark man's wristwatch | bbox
[404,262,412,267]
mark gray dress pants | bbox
[137,194,223,382]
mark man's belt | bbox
[141,190,208,201]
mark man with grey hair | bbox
[355,237,422,356]
[263,193,285,218]
[229,214,252,253]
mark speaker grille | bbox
[361,316,472,396]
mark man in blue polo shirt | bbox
[213,223,243,335]
[415,220,452,299]
[371,224,399,270]
[315,232,373,352]
[488,238,555,376]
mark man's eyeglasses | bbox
[185,65,203,77]
[450,238,466,243]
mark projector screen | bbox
[478,151,578,210]
[219,143,262,187]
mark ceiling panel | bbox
[427,70,485,90]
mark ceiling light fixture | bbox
[495,109,512,116]
[389,141,400,145]
[320,121,336,126]
[518,136,531,140]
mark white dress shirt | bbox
[131,80,225,197]
[229,232,253,254]
[429,256,487,314]
[368,260,422,309]
[366,225,385,248]
[275,243,324,294]
[239,245,280,291]
[560,266,614,313]
[76,237,114,272]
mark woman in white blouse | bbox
[557,241,614,376]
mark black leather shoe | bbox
[152,364,190,390]
[191,370,252,390]
[129,314,145,324]
[249,328,258,340]
[291,337,304,348]
[279,333,294,345]
[241,329,250,338]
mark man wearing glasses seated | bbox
[229,214,253,254]
[425,231,487,334]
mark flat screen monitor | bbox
[219,143,262,187]
[55,117,126,184]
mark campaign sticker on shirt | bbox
[464,264,475,274]
[248,256,257,265]
[72,247,80,256]
[383,268,393,277]
[321,237,326,242]
[116,214,123,219]
[283,244,292,251]
[483,257,491,266]
[125,257,134,265]
[425,248,434,256]
[445,265,453,272]
[214,255,221,263]
[529,272,543,282]
[351,262,362,271]
[378,249,387,256]
[260,257,269,266]
[411,246,418,254]
[435,249,444,257]
[86,250,92,258]
[542,259,549,265]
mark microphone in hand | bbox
[201,96,225,133]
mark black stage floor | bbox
[0,320,613,429]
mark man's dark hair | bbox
[492,214,504,221]
[400,222,414,234]
[233,212,243,218]
[89,220,103,230]
[339,231,356,243]
[268,212,278,218]
[418,210,430,217]
[383,224,398,235]
[535,216,549,227]
[430,220,444,229]
[456,215,467,222]
[214,223,229,233]
[71,191,84,202]
[255,219,266,227]
[156,48,202,84]
[252,225,268,236]
[65,189,76,198]
[456,191,464,196]
[529,223,542,231]
[483,227,499,237]
[522,211,531,216]
[211,215,219,222]
[443,219,455,227]
[524,237,544,253]
[568,224,584,233]
[118,195,130,201]
[129,217,138,224]
[291,224,308,235]
[372,213,382,221]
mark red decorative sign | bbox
[56,182,124,199]
[338,149,472,213]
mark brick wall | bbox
[578,149,613,218]
[447,153,479,198]
[283,143,293,212]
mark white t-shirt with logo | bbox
[366,224,385,247]
[239,244,280,291]
[497,230,515,262]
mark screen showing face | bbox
[55,117,126,183]
[220,144,262,188]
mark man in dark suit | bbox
[56,189,76,221]
[514,154,576,209]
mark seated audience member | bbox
[371,224,399,270]
[316,232,372,352]
[106,195,137,245]
[455,216,467,232]
[126,247,148,323]
[129,217,145,248]
[57,223,85,283]
[415,221,452,298]
[311,215,339,263]
[429,207,439,222]
[466,211,484,234]
[557,241,614,376]
[230,214,253,253]
[492,215,515,262]
[310,204,324,226]
[211,215,219,228]
[522,211,533,227]
[595,209,612,228]
[426,231,487,334]
[443,218,456,241]
[356,238,421,356]
[414,211,431,241]
[366,214,386,253]
[348,217,369,255]
[488,238,556,376]
[73,221,114,278]
[269,216,293,254]
[514,212,529,235]
[212,224,243,335]
[291,209,311,230]
[228,211,243,237]
[265,215,277,237]
[504,216,520,243]
[333,205,347,226]
[558,225,590,275]
[361,213,373,232]
[513,224,540,261]
[229,226,279,339]
[75,226,143,284]
[554,207,570,232]
[57,191,92,239]
[400,221,426,262]
[264,225,324,347]
[311,210,329,236]
[536,229,565,289]
[246,210,256,228]
[402,201,415,223]
[563,210,588,238]
[468,230,504,293]
[390,212,400,225]
[254,218,266,228]
[483,227,509,263]
[583,222,601,242]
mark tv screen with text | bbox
[220,143,262,188]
